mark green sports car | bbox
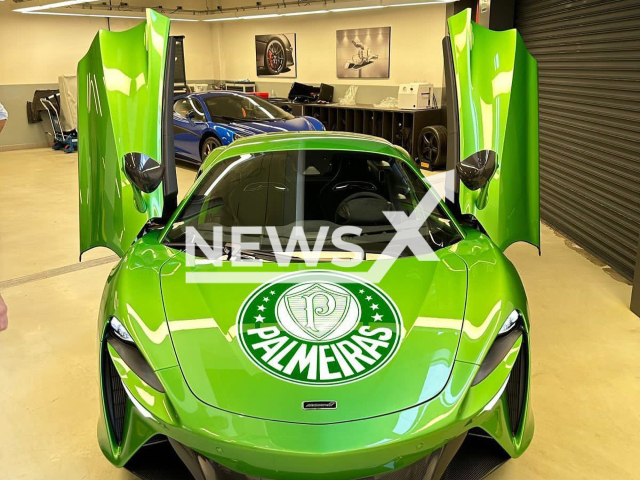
[78,9,539,480]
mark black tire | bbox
[418,125,447,168]
[264,38,286,75]
[200,136,221,162]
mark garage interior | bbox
[0,0,639,479]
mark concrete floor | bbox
[0,148,638,479]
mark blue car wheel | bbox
[201,136,221,162]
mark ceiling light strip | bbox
[14,0,96,13]
[280,10,328,16]
[203,1,454,22]
[21,11,199,21]
[15,0,453,20]
[330,5,387,12]
[386,1,451,6]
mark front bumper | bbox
[128,430,509,480]
[99,335,533,480]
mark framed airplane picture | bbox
[336,27,391,78]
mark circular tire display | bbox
[265,38,286,75]
[418,125,447,169]
[200,136,221,162]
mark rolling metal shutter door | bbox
[515,0,640,280]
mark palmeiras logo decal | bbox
[237,271,402,386]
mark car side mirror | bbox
[187,110,197,121]
[455,150,497,191]
[124,152,165,193]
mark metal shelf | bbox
[297,103,446,162]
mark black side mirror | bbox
[455,150,497,191]
[187,110,197,121]
[124,152,165,193]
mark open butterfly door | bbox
[77,10,177,258]
[446,9,540,251]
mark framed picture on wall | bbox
[336,27,391,79]
[255,33,297,77]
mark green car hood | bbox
[160,250,468,424]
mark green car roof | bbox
[228,131,403,151]
[199,131,413,172]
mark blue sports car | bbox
[173,91,324,163]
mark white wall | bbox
[214,4,447,88]
[0,3,218,149]
[109,18,219,81]
[0,4,217,85]
[0,3,445,86]
[0,5,105,85]
[0,3,446,148]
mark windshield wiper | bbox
[209,115,246,123]
[163,244,295,263]
[243,116,286,122]
[210,114,287,123]
[344,228,398,237]
[236,250,284,262]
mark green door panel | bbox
[78,10,170,257]
[159,251,468,424]
[448,9,540,251]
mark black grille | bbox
[369,447,442,480]
[133,431,508,480]
[197,437,464,480]
[440,431,510,480]
[127,436,194,480]
[506,337,529,436]
[102,344,127,444]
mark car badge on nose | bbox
[303,401,337,410]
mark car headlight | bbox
[105,316,164,393]
[498,310,520,335]
[110,316,134,343]
[472,310,524,386]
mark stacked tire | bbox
[417,125,447,169]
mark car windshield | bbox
[164,150,462,257]
[204,94,294,122]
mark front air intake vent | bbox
[440,431,509,480]
[126,436,195,480]
[102,344,127,444]
[506,337,528,436]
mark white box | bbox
[189,83,210,93]
[225,81,256,93]
[397,83,434,110]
